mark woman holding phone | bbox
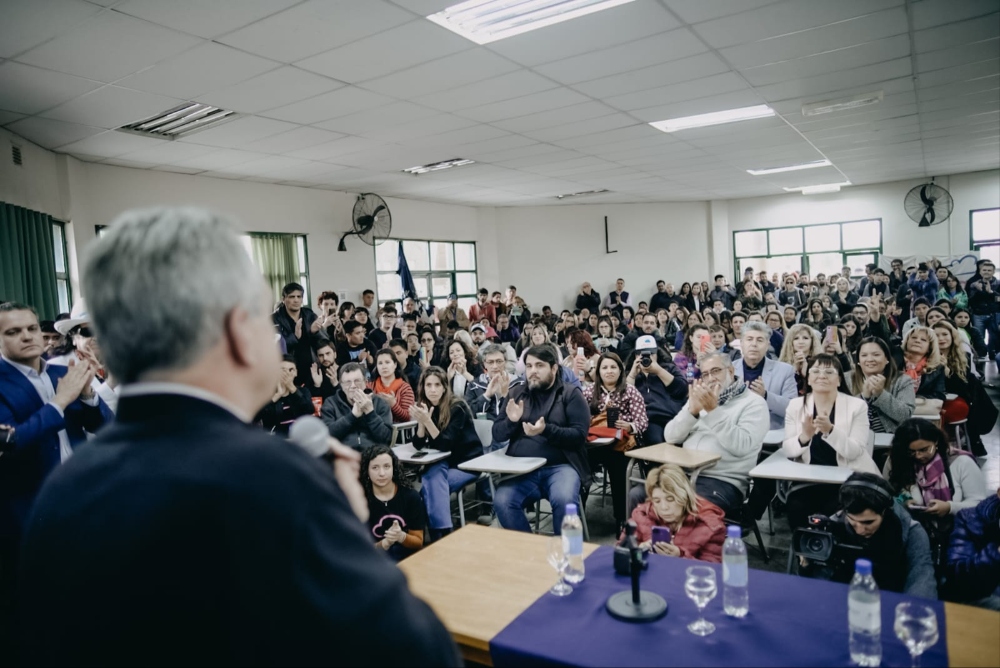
[778,323,822,395]
[672,324,710,383]
[627,464,726,563]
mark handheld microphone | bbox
[289,415,333,460]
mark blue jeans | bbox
[973,313,1000,354]
[421,462,478,530]
[494,464,580,535]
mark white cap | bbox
[635,335,657,352]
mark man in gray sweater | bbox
[320,363,392,451]
[662,352,770,516]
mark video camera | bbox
[790,514,864,577]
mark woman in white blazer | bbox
[782,353,877,530]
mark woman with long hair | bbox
[361,445,426,560]
[562,329,600,384]
[938,274,968,310]
[674,310,705,351]
[951,308,988,359]
[673,324,710,384]
[369,348,416,424]
[444,338,482,397]
[830,277,858,317]
[779,323,822,395]
[410,367,483,541]
[838,314,863,355]
[847,337,916,433]
[783,305,799,329]
[898,326,946,408]
[582,352,649,530]
[782,354,877,529]
[930,321,995,448]
[417,327,439,369]
[802,298,833,332]
[678,282,692,300]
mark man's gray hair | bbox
[741,321,772,339]
[698,352,733,370]
[480,343,506,359]
[82,207,266,384]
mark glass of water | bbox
[546,535,572,596]
[894,602,939,668]
[685,565,717,636]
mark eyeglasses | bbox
[73,326,94,339]
[808,367,840,377]
[421,338,434,343]
[701,367,727,379]
[909,443,936,457]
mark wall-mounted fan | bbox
[904,180,953,227]
[338,193,391,251]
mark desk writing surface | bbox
[393,443,450,465]
[459,447,546,475]
[398,525,598,664]
[749,450,852,484]
[624,442,721,469]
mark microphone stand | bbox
[607,521,668,622]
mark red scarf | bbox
[903,356,926,391]
[371,376,405,399]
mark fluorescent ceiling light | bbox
[802,91,883,116]
[555,189,610,200]
[427,0,638,44]
[117,103,239,139]
[649,104,775,133]
[747,159,831,176]
[402,158,475,175]
[783,181,851,195]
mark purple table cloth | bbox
[490,545,948,667]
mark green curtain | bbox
[250,233,301,306]
[0,202,59,319]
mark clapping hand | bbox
[294,317,303,339]
[352,389,374,416]
[800,411,816,442]
[688,379,711,415]
[53,359,95,410]
[377,391,396,406]
[813,412,833,436]
[793,351,808,374]
[385,520,406,545]
[522,417,545,436]
[749,377,766,398]
[869,373,886,396]
[505,398,525,422]
[310,363,323,388]
[310,316,323,334]
[410,402,433,426]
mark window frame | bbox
[732,218,882,281]
[970,208,1000,265]
[374,238,479,311]
[52,220,71,314]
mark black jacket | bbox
[255,386,314,436]
[16,393,459,666]
[413,401,484,468]
[575,291,601,312]
[650,291,683,313]
[631,361,689,425]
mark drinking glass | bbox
[546,535,572,596]
[685,565,717,636]
[894,602,939,668]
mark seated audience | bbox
[561,330,600,384]
[625,337,687,444]
[658,353,769,516]
[368,309,401,350]
[437,294,470,331]
[336,319,378,375]
[493,344,590,535]
[444,338,482,397]
[495,313,519,344]
[390,338,422,391]
[947,490,1000,609]
[308,341,339,399]
[629,464,726,563]
[410,367,483,541]
[362,445,426,562]
[932,322,996,454]
[897,327,946,412]
[674,310,704,351]
[466,344,525,424]
[801,473,937,599]
[938,274,968,310]
[593,316,620,353]
[851,297,892,345]
[469,288,497,328]
[779,323,822,395]
[583,352,648,529]
[369,349,415,424]
[802,298,833,332]
[255,355,314,435]
[778,275,807,309]
[619,311,666,364]
[909,263,940,306]
[952,308,988,360]
[320,362,393,450]
[782,354,878,529]
[902,298,931,339]
[848,337,916,433]
[830,277,858,317]
[733,322,797,430]
[674,323,710,384]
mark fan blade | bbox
[356,215,375,231]
[919,206,936,227]
[371,204,386,217]
[919,185,936,208]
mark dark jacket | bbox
[830,290,859,317]
[16,393,459,666]
[493,377,591,485]
[707,287,735,310]
[0,359,114,540]
[255,387,315,436]
[650,291,683,313]
[465,373,526,421]
[413,401,484,469]
[891,351,946,401]
[618,329,666,367]
[947,494,1000,602]
[631,360,689,425]
[336,339,379,372]
[273,305,328,358]
[966,275,1000,315]
[320,390,393,451]
[575,290,601,312]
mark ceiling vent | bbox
[555,189,610,200]
[116,102,239,139]
[11,144,23,166]
[402,158,475,175]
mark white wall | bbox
[493,202,711,310]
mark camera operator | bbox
[624,336,687,445]
[798,472,937,599]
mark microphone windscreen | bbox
[289,415,330,458]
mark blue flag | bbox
[397,243,417,302]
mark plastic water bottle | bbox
[685,365,696,384]
[561,503,585,583]
[575,346,586,380]
[848,558,882,667]
[722,525,749,617]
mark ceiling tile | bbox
[916,39,1000,73]
[218,0,415,63]
[40,85,184,129]
[222,155,312,176]
[362,114,478,142]
[630,89,763,122]
[0,110,27,126]
[117,43,279,100]
[168,148,272,170]
[740,35,911,87]
[910,0,999,30]
[295,19,472,83]
[314,101,438,135]
[606,71,751,111]
[56,130,170,158]
[692,0,902,49]
[411,70,557,111]
[455,87,590,123]
[115,141,217,165]
[487,0,678,66]
[284,135,387,161]
[236,126,346,154]
[521,115,640,143]
[177,115,297,148]
[492,101,618,133]
[0,61,102,114]
[753,57,912,101]
[662,0,783,25]
[916,58,999,88]
[114,0,300,39]
[6,116,104,148]
[361,48,519,98]
[16,10,201,82]
[914,14,1000,54]
[264,87,392,125]
[196,66,343,114]
[573,51,731,99]
[534,28,706,85]
[0,0,103,58]
[396,123,510,149]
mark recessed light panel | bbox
[649,104,775,133]
[403,158,475,175]
[747,159,832,176]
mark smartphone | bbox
[410,450,429,459]
[909,504,927,511]
[651,526,672,544]
[698,332,710,354]
[824,326,835,345]
[606,406,620,427]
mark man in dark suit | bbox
[17,208,459,666]
[0,301,113,655]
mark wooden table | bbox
[749,449,852,484]
[399,524,1000,667]
[624,442,721,488]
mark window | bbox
[52,222,71,314]
[375,239,478,311]
[240,233,310,305]
[971,208,1000,268]
[733,219,881,281]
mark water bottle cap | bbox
[855,558,873,575]
[726,525,742,539]
[565,503,578,515]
